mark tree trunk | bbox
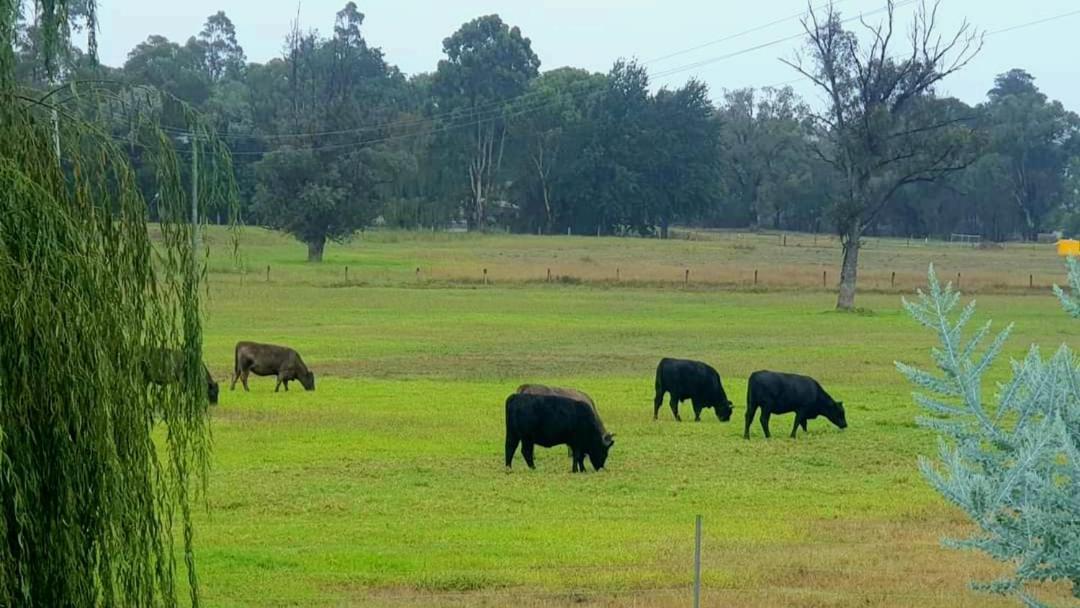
[836,229,861,311]
[307,235,326,263]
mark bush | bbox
[897,262,1080,606]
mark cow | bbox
[505,393,614,473]
[744,370,847,439]
[231,341,315,392]
[653,358,733,422]
[516,384,600,457]
[144,348,219,405]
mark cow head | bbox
[589,433,615,471]
[714,399,734,422]
[299,371,316,391]
[207,378,219,405]
[826,401,847,429]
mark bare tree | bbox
[784,0,982,310]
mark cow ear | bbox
[603,433,615,446]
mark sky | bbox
[93,0,1080,110]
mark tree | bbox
[1,4,235,606]
[983,69,1080,240]
[785,0,982,310]
[196,11,245,82]
[249,4,406,261]
[433,15,540,230]
[897,263,1080,606]
[645,79,722,238]
[716,86,811,229]
[511,67,603,234]
[123,35,211,104]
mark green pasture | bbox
[189,228,1075,607]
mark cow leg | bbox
[230,369,239,391]
[653,390,664,420]
[571,450,582,473]
[760,410,772,438]
[274,376,282,392]
[522,443,536,469]
[241,370,250,392]
[791,413,803,439]
[692,400,703,422]
[744,402,758,439]
[505,434,520,469]
[283,379,290,392]
[669,396,682,422]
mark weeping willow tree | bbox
[0,3,236,606]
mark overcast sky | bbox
[94,0,1079,110]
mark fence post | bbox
[416,267,420,282]
[693,515,702,608]
[754,269,758,286]
[891,271,896,288]
[266,265,270,282]
[483,268,488,285]
[547,268,551,283]
[345,266,349,283]
[956,272,961,290]
[685,269,690,286]
[783,234,787,247]
[616,267,620,282]
[1030,274,1034,289]
[823,270,827,288]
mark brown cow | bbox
[516,384,603,457]
[231,341,315,392]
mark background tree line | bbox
[13,3,1080,262]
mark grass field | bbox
[190,228,1075,607]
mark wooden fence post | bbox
[956,272,961,289]
[823,270,827,288]
[345,266,349,282]
[685,269,690,285]
[616,267,620,282]
[416,267,420,282]
[266,265,270,282]
[891,271,896,288]
[483,268,488,285]
[754,269,758,286]
[1030,274,1034,289]
[547,268,551,283]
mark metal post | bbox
[693,515,702,608]
[191,137,199,256]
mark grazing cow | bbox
[744,370,847,439]
[505,393,614,473]
[231,341,315,392]
[516,384,600,457]
[653,358,733,422]
[145,348,219,405]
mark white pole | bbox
[693,515,702,608]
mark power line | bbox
[643,0,854,65]
[649,0,917,83]
[133,1,895,145]
[759,7,1080,90]
[113,2,1080,157]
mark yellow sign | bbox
[1057,240,1080,256]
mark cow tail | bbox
[233,343,241,376]
[746,373,756,410]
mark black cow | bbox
[231,341,315,392]
[145,348,219,405]
[516,384,601,457]
[505,393,614,473]
[744,370,847,439]
[653,358,733,422]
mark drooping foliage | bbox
[0,4,236,604]
[897,263,1080,606]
